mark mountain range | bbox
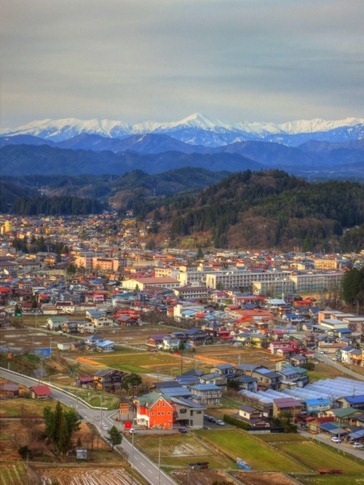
[1,114,363,180]
[1,113,364,146]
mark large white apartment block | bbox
[205,270,286,290]
[289,272,343,293]
[178,264,212,286]
[253,279,295,296]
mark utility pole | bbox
[100,392,103,424]
[131,429,135,466]
[158,436,162,485]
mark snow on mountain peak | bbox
[1,114,363,145]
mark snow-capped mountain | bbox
[1,113,363,147]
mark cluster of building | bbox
[1,214,364,441]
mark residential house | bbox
[211,364,236,378]
[96,340,114,353]
[160,336,180,351]
[92,315,113,328]
[272,397,303,418]
[136,392,174,429]
[277,365,309,387]
[78,321,95,334]
[233,374,258,392]
[172,397,205,428]
[340,346,356,364]
[85,335,103,350]
[147,335,168,348]
[190,384,222,407]
[238,405,270,428]
[0,384,20,398]
[199,372,227,388]
[93,369,126,392]
[337,395,364,410]
[252,367,282,390]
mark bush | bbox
[223,414,251,430]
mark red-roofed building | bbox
[29,385,52,399]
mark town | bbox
[1,212,364,485]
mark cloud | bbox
[1,0,363,127]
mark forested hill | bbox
[156,170,364,251]
[12,196,104,216]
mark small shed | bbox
[0,384,20,398]
[29,385,52,399]
[76,449,88,460]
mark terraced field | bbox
[38,466,139,485]
[0,462,29,485]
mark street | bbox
[0,367,177,485]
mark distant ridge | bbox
[1,113,363,147]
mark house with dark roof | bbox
[190,384,222,407]
[252,367,281,390]
[172,396,205,428]
[272,397,303,418]
[337,395,364,410]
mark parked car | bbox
[331,436,341,443]
[352,442,364,448]
[216,420,225,426]
[179,427,189,434]
[129,428,136,434]
[208,416,217,423]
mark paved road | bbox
[0,367,177,485]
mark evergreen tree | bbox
[107,426,123,446]
[342,266,364,305]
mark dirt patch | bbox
[233,471,298,485]
[173,468,234,485]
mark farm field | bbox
[194,344,275,367]
[255,433,364,474]
[89,350,206,376]
[133,433,235,469]
[36,466,140,485]
[232,471,300,485]
[0,462,32,485]
[196,429,309,472]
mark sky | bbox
[1,0,363,129]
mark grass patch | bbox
[91,351,196,376]
[0,398,58,417]
[298,474,364,485]
[74,390,120,410]
[196,429,309,472]
[259,434,307,443]
[278,441,364,474]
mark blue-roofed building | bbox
[96,340,114,352]
[305,398,332,414]
[252,367,282,390]
[337,395,364,410]
[190,384,222,406]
